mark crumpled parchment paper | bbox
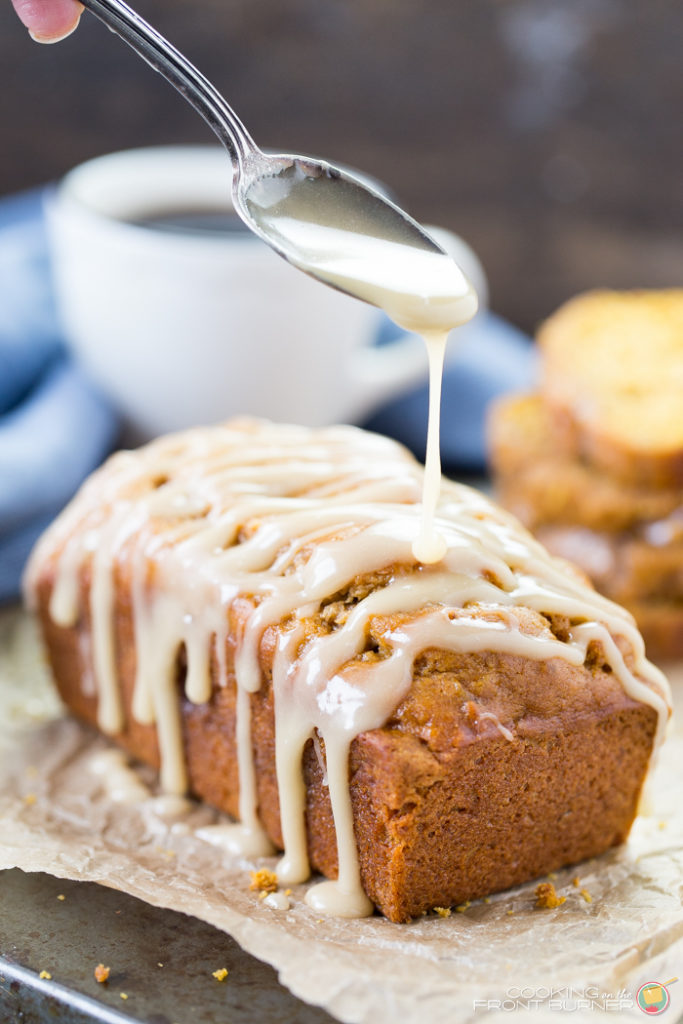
[1,606,683,1024]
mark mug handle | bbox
[348,227,488,415]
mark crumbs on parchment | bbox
[212,968,229,982]
[535,882,565,909]
[249,868,278,894]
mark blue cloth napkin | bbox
[0,190,120,602]
[0,187,536,603]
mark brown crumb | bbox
[433,906,451,918]
[38,970,52,980]
[94,964,110,984]
[212,968,229,982]
[580,888,593,904]
[572,877,581,887]
[535,882,566,909]
[249,868,278,894]
[57,894,66,901]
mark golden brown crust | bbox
[34,563,657,922]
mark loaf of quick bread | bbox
[25,420,670,922]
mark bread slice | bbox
[539,290,683,488]
[488,393,683,532]
[488,393,683,659]
[25,421,670,921]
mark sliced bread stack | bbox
[488,290,683,662]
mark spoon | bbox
[78,0,473,329]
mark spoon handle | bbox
[79,0,258,168]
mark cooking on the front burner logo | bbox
[636,978,678,1015]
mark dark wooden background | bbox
[1,0,681,332]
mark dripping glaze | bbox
[25,421,671,918]
[246,167,479,561]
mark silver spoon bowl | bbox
[78,0,453,309]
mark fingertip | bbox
[29,12,81,43]
[15,1,83,43]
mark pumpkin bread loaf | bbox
[26,420,670,922]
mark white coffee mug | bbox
[46,146,487,440]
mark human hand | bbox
[11,0,83,42]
